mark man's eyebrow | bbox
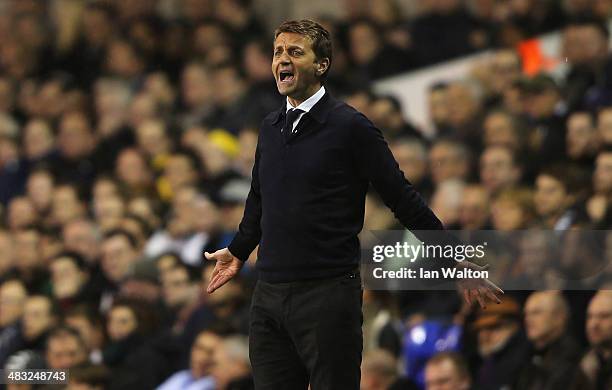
[274,44,305,50]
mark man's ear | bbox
[316,58,330,76]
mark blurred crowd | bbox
[1,0,612,389]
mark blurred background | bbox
[1,0,612,389]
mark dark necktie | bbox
[283,108,303,143]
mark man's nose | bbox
[278,51,291,64]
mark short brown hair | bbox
[274,19,332,81]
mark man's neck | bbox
[287,83,322,108]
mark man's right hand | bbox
[204,248,243,294]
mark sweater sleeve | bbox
[349,112,444,230]
[228,139,262,261]
[349,112,459,269]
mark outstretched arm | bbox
[227,140,263,261]
[349,112,503,308]
[206,135,262,293]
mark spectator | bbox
[135,119,173,173]
[115,148,155,198]
[25,169,54,222]
[370,95,421,140]
[490,188,535,231]
[19,295,58,353]
[516,291,587,389]
[62,218,101,265]
[484,50,522,108]
[145,186,209,265]
[362,290,402,357]
[517,74,567,166]
[45,325,89,369]
[50,184,87,227]
[210,335,252,390]
[13,227,48,293]
[64,3,116,87]
[567,110,597,170]
[588,148,612,223]
[208,63,256,134]
[512,231,558,289]
[458,184,491,230]
[93,78,132,139]
[362,349,418,390]
[157,329,221,390]
[0,279,27,366]
[103,300,169,389]
[21,118,55,164]
[158,148,201,202]
[445,80,484,149]
[200,130,241,186]
[391,137,432,199]
[0,132,27,205]
[49,252,95,311]
[178,61,214,129]
[578,290,612,389]
[562,16,611,111]
[99,229,142,309]
[129,92,159,132]
[348,19,411,81]
[64,305,105,365]
[479,146,522,195]
[53,110,98,191]
[160,263,199,330]
[6,196,37,231]
[482,110,523,152]
[429,139,470,187]
[430,179,466,227]
[424,352,471,390]
[105,38,147,82]
[121,213,154,250]
[472,297,529,390]
[216,179,251,242]
[428,83,451,135]
[534,164,588,230]
[93,193,126,233]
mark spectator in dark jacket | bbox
[0,279,27,366]
[103,300,171,389]
[516,291,587,390]
[576,290,612,390]
[472,297,529,390]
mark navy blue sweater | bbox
[228,92,452,282]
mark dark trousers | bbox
[249,271,363,390]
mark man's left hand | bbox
[456,262,503,308]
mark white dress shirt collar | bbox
[286,86,326,113]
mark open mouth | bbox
[279,70,295,82]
